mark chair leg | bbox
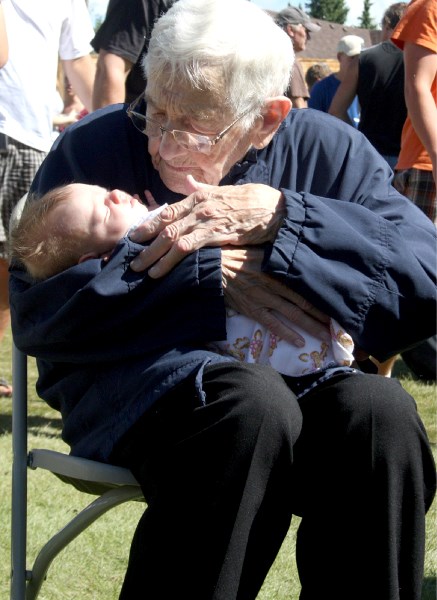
[10,345,28,600]
[25,486,143,600]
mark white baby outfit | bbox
[210,307,354,377]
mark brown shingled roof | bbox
[301,19,382,59]
[267,11,382,60]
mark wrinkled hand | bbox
[222,246,332,346]
[130,175,285,277]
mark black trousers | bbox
[111,362,436,600]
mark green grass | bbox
[1,326,436,599]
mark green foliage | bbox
[306,0,349,24]
[359,0,377,29]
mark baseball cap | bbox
[275,7,321,33]
[336,35,365,56]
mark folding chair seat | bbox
[10,345,144,600]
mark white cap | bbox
[337,35,365,57]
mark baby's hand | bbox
[132,190,160,213]
[144,189,160,212]
[143,190,167,221]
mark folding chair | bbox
[10,344,144,600]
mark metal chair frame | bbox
[10,344,144,600]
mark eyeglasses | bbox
[127,94,251,155]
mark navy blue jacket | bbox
[9,105,437,460]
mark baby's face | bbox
[52,184,149,257]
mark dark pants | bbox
[111,362,436,600]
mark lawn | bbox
[1,327,436,599]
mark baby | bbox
[10,183,355,379]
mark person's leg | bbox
[0,139,45,394]
[292,373,436,600]
[111,362,303,600]
[0,257,12,396]
[0,257,10,342]
[393,168,436,224]
[392,168,437,382]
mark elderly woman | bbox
[10,1,436,599]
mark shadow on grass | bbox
[0,413,62,436]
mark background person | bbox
[0,0,7,395]
[0,0,95,398]
[329,2,408,169]
[91,0,175,109]
[0,0,8,68]
[9,1,436,598]
[309,35,363,127]
[329,2,407,377]
[275,6,320,108]
[328,2,409,379]
[391,0,436,220]
[391,0,437,382]
[305,62,332,93]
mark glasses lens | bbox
[127,108,214,154]
[173,131,212,154]
[144,118,163,138]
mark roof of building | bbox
[302,19,381,58]
[266,12,382,59]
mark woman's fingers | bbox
[221,247,331,345]
[130,195,200,242]
[129,183,284,273]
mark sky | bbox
[88,0,393,28]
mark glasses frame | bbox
[126,94,252,155]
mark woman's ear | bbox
[254,97,292,148]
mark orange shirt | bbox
[391,0,437,171]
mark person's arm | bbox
[287,61,309,109]
[93,50,133,110]
[328,59,358,126]
[403,41,437,182]
[127,123,437,360]
[62,54,95,113]
[0,2,8,68]
[290,96,307,109]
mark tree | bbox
[306,0,349,24]
[358,0,377,29]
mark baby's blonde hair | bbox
[10,186,86,280]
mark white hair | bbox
[143,0,294,124]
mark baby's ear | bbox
[78,251,99,264]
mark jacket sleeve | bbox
[262,112,437,360]
[10,238,226,363]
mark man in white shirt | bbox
[0,0,95,397]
